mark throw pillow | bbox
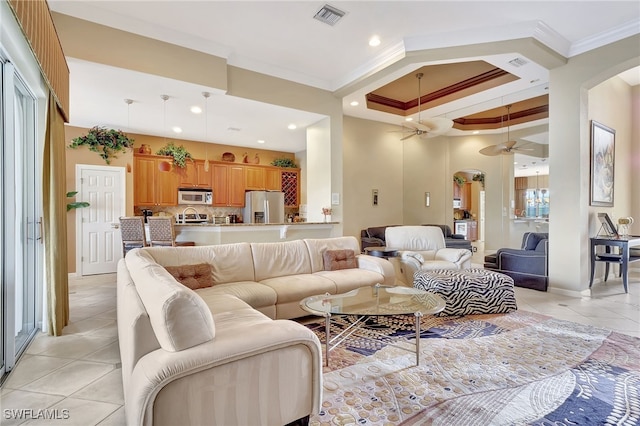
[164,263,214,290]
[323,249,357,271]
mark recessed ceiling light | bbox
[405,117,413,122]
[190,106,202,114]
[257,140,265,144]
[350,101,359,106]
[288,124,297,130]
[369,36,381,47]
[472,130,480,134]
[172,126,182,134]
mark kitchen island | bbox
[174,222,340,245]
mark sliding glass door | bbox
[1,57,41,381]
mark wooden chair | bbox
[146,216,195,247]
[119,216,148,256]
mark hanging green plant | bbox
[270,157,298,168]
[156,142,194,168]
[66,191,90,212]
[68,126,134,164]
[472,173,485,188]
[453,175,466,187]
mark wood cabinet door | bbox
[462,182,472,210]
[178,161,198,187]
[468,221,478,241]
[244,166,265,190]
[265,168,281,191]
[156,163,178,206]
[228,166,246,207]
[134,157,157,206]
[196,161,211,187]
[212,164,229,206]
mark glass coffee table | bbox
[300,284,445,366]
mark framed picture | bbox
[597,212,618,237]
[590,120,615,207]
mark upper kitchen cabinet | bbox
[265,168,281,191]
[212,163,245,207]
[244,166,265,190]
[134,154,178,206]
[178,160,212,188]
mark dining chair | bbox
[119,216,148,256]
[146,216,195,247]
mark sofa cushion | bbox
[304,237,362,273]
[323,249,357,271]
[197,281,278,312]
[260,274,336,304]
[125,250,215,352]
[164,263,214,290]
[315,269,385,293]
[251,240,312,281]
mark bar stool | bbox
[147,217,195,247]
[119,216,148,256]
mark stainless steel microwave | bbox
[178,188,213,205]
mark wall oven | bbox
[177,188,213,205]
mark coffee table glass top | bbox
[301,284,445,317]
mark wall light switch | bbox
[331,193,340,205]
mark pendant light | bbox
[158,95,172,172]
[203,92,210,172]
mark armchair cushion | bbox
[522,232,548,251]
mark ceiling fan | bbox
[479,105,535,156]
[399,72,453,140]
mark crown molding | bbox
[569,19,640,57]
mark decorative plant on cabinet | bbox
[68,126,134,164]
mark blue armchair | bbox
[484,232,548,291]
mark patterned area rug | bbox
[304,311,640,425]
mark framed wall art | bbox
[590,120,615,207]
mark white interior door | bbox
[77,165,125,275]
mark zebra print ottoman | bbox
[413,268,517,316]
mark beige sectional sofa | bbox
[117,236,395,426]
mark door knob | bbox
[111,223,120,229]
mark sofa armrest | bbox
[126,320,323,426]
[356,254,396,285]
[497,248,547,276]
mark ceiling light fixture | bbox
[202,92,211,172]
[124,98,133,129]
[288,124,297,130]
[172,126,182,134]
[190,106,202,114]
[159,95,171,171]
[350,101,359,106]
[257,140,265,144]
[369,36,381,47]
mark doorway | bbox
[76,165,126,276]
[452,170,485,243]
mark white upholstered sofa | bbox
[117,236,395,426]
[385,226,472,284]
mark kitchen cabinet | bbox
[265,168,281,191]
[212,163,245,207]
[453,182,472,210]
[134,155,178,206]
[178,160,211,188]
[468,220,478,241]
[244,166,265,190]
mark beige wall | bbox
[549,34,640,295]
[632,85,640,236]
[342,116,404,241]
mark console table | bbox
[589,235,640,293]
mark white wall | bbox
[306,118,332,223]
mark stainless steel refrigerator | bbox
[244,191,285,223]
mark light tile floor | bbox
[1,266,639,425]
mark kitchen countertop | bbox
[175,221,339,226]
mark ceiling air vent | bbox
[313,4,346,26]
[508,57,529,67]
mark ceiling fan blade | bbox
[419,117,454,136]
[479,145,504,156]
[400,132,417,141]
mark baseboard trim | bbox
[547,286,591,298]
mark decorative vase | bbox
[139,144,151,155]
